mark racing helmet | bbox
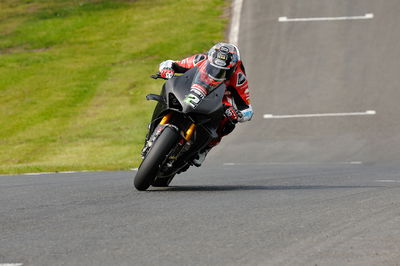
[206,42,240,81]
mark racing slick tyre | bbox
[134,127,179,191]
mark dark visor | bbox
[205,63,227,81]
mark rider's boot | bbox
[192,147,211,167]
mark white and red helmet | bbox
[206,42,240,80]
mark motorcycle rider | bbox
[158,42,253,166]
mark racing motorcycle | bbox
[134,67,225,191]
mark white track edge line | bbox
[279,13,374,22]
[229,0,243,44]
[224,162,363,166]
[263,110,376,119]
[0,169,138,177]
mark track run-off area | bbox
[2,0,400,265]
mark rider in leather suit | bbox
[158,42,253,166]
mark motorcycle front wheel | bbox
[134,126,180,191]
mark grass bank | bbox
[0,0,228,174]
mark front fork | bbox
[160,113,196,141]
[141,112,196,159]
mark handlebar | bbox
[150,73,168,80]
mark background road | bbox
[2,0,400,265]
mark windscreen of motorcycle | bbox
[191,62,226,97]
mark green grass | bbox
[0,0,228,174]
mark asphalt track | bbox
[2,1,400,265]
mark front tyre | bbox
[134,126,179,191]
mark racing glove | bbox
[159,60,175,79]
[225,106,241,124]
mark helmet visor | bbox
[205,62,227,81]
[192,63,225,95]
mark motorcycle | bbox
[134,67,225,191]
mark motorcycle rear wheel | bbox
[134,127,179,191]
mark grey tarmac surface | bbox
[2,0,400,265]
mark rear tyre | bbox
[134,127,179,191]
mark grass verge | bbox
[0,0,228,174]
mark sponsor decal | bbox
[191,83,207,97]
[217,53,227,60]
[184,93,201,108]
[236,72,246,87]
[215,59,226,67]
[194,54,206,65]
[220,46,229,53]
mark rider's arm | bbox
[227,61,253,122]
[159,54,207,75]
[172,54,207,73]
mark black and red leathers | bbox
[168,52,253,147]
